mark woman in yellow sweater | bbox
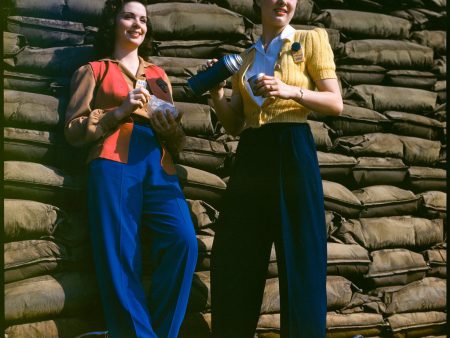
[207,0,343,337]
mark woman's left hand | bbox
[149,109,186,154]
[253,75,297,100]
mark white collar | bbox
[254,25,296,54]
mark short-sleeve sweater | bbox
[232,28,337,128]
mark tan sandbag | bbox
[338,40,434,69]
[422,248,446,278]
[372,277,446,314]
[5,45,96,76]
[179,136,229,174]
[343,85,437,113]
[326,276,357,311]
[4,240,71,283]
[314,9,411,39]
[352,157,408,187]
[196,235,213,271]
[7,16,85,47]
[4,89,63,129]
[432,56,446,79]
[317,151,357,182]
[407,166,446,192]
[384,70,437,89]
[147,56,206,78]
[292,25,340,50]
[175,165,226,208]
[168,76,198,103]
[4,161,85,210]
[334,133,404,159]
[365,248,429,287]
[4,272,99,325]
[338,292,386,315]
[384,111,444,140]
[336,217,443,251]
[397,135,441,165]
[307,120,334,150]
[3,31,27,57]
[418,191,446,219]
[388,311,446,338]
[411,30,446,54]
[187,200,218,234]
[4,318,106,338]
[326,104,388,137]
[352,185,420,218]
[327,242,370,281]
[326,312,387,338]
[146,3,252,41]
[154,39,246,59]
[336,64,386,85]
[4,70,69,96]
[322,180,362,218]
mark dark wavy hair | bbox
[94,0,153,58]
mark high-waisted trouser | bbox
[211,123,327,338]
[88,123,198,338]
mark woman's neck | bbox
[112,48,140,76]
[261,25,287,51]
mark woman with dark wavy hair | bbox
[65,1,198,337]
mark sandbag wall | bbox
[3,1,447,337]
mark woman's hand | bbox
[150,109,186,154]
[201,59,227,97]
[253,75,297,100]
[114,87,151,120]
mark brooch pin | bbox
[291,42,304,63]
[156,78,169,93]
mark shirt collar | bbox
[253,24,296,53]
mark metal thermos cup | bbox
[187,54,243,96]
[248,73,265,96]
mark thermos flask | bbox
[187,54,243,96]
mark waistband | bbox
[131,114,151,127]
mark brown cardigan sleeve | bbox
[64,64,122,147]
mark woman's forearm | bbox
[291,86,343,116]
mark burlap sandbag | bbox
[9,0,67,20]
[4,272,99,325]
[326,104,388,137]
[178,136,229,174]
[168,76,199,103]
[384,70,437,89]
[334,133,404,159]
[4,45,95,76]
[397,135,441,165]
[338,291,386,315]
[4,318,106,338]
[418,191,446,219]
[422,248,446,278]
[352,157,408,187]
[327,242,370,281]
[432,56,446,80]
[317,151,357,182]
[407,166,446,192]
[314,9,411,39]
[153,39,246,59]
[3,31,27,57]
[326,312,387,338]
[64,0,106,25]
[176,165,226,208]
[4,70,69,96]
[4,240,71,283]
[3,199,88,245]
[343,85,437,113]
[187,200,218,234]
[4,89,63,130]
[147,56,206,78]
[411,30,446,55]
[179,312,211,338]
[292,25,340,51]
[308,120,334,150]
[352,185,420,218]
[365,248,429,287]
[338,40,434,69]
[336,216,443,251]
[147,3,252,41]
[337,64,385,86]
[196,235,213,271]
[384,111,444,140]
[388,311,447,338]
[4,127,85,170]
[4,161,85,210]
[186,271,211,313]
[372,277,446,314]
[322,180,362,218]
[7,16,85,47]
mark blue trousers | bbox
[211,123,327,338]
[88,123,198,338]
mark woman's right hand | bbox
[202,59,227,96]
[114,87,151,120]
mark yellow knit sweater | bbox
[232,28,337,128]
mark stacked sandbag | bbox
[4,0,446,337]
